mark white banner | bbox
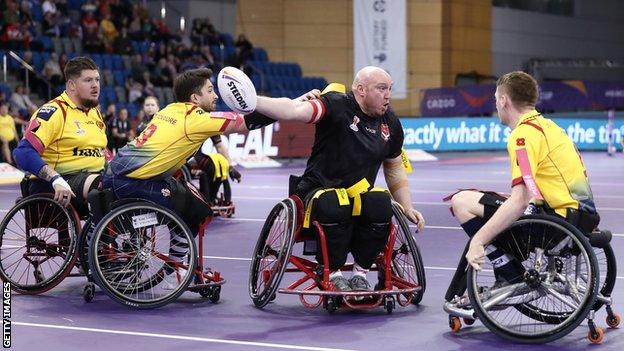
[354,0,407,99]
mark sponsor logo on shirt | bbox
[72,147,103,157]
[380,123,390,141]
[349,116,360,132]
[74,120,86,135]
[364,126,376,134]
[36,105,57,121]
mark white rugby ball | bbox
[217,66,257,114]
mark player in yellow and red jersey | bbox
[13,57,107,213]
[444,72,600,300]
[103,68,283,269]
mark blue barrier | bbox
[400,114,624,151]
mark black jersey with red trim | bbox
[300,91,404,190]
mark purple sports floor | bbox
[1,151,623,351]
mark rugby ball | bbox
[217,66,257,114]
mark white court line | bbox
[220,217,624,237]
[12,322,356,351]
[228,197,624,212]
[201,256,624,279]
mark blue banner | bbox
[420,81,624,116]
[400,115,624,151]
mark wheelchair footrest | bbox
[278,287,419,296]
[187,279,226,292]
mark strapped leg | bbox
[306,189,352,271]
[351,190,393,269]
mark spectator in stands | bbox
[0,21,29,50]
[19,1,36,29]
[136,95,159,135]
[111,107,133,151]
[166,53,180,75]
[10,84,37,119]
[43,52,63,87]
[200,46,219,72]
[59,53,68,73]
[0,102,18,165]
[2,1,20,27]
[235,34,253,62]
[0,92,6,106]
[190,19,203,45]
[141,71,156,97]
[153,58,174,87]
[42,0,57,16]
[42,0,61,36]
[126,78,144,104]
[82,11,102,52]
[104,103,116,151]
[202,18,220,45]
[99,0,112,17]
[114,26,133,55]
[130,54,147,81]
[109,0,131,29]
[100,13,119,53]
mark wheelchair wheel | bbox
[76,218,94,277]
[249,198,296,308]
[467,214,599,343]
[390,202,426,305]
[89,202,197,309]
[0,194,80,294]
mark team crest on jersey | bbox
[349,116,360,132]
[380,124,390,141]
[74,120,86,135]
[36,105,57,121]
[96,121,105,130]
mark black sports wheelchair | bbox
[443,191,620,344]
[0,176,224,309]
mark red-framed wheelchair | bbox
[248,186,426,314]
[85,188,226,309]
[0,193,83,294]
[0,184,226,309]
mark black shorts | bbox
[478,192,507,221]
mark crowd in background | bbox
[0,0,255,163]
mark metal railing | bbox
[2,51,53,100]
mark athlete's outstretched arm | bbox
[255,91,324,123]
[383,155,425,231]
[219,89,323,134]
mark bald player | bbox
[253,66,425,292]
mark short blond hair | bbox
[496,71,538,109]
